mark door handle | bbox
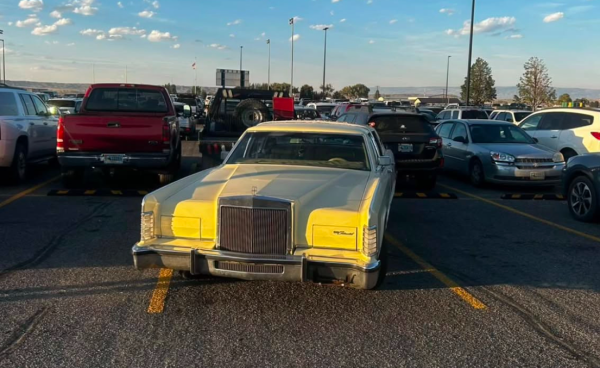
[551,136,558,139]
[29,122,35,126]
[43,122,48,125]
[107,122,121,128]
[447,143,452,147]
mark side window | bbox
[496,112,506,121]
[452,110,459,119]
[450,123,467,141]
[346,114,357,124]
[31,95,48,115]
[437,123,454,138]
[19,94,36,116]
[0,92,19,116]
[336,114,347,122]
[520,114,543,131]
[370,131,385,156]
[505,113,514,122]
[562,113,594,130]
[538,112,564,130]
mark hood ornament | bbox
[251,186,258,196]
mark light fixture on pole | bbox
[322,27,329,100]
[445,55,451,104]
[239,46,243,88]
[465,0,476,106]
[0,29,5,85]
[266,39,271,90]
[289,17,295,97]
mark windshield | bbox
[48,99,76,108]
[316,105,335,114]
[469,124,534,144]
[226,132,370,171]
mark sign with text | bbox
[216,69,250,88]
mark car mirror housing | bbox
[183,105,192,118]
[453,136,467,143]
[378,156,393,166]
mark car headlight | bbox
[490,151,516,163]
[362,225,377,257]
[553,152,565,163]
[141,211,155,242]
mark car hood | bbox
[474,143,555,158]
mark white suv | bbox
[491,110,532,124]
[0,86,59,182]
[518,108,600,160]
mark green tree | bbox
[513,95,521,103]
[557,93,572,105]
[375,88,381,100]
[590,101,600,108]
[319,84,335,98]
[164,83,177,94]
[201,90,207,99]
[460,57,497,105]
[331,91,344,99]
[517,57,556,111]
[300,84,315,99]
[574,98,590,107]
[352,84,370,98]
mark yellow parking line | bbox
[440,183,600,243]
[440,193,451,198]
[556,194,564,200]
[417,193,427,198]
[0,176,60,210]
[385,233,487,310]
[84,190,96,195]
[511,194,521,199]
[534,194,543,200]
[56,190,69,195]
[138,190,149,195]
[111,190,123,195]
[147,268,173,314]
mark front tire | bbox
[568,176,598,222]
[469,159,485,187]
[8,143,28,183]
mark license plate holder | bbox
[530,171,545,180]
[399,144,413,153]
[103,154,125,165]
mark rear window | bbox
[0,92,19,116]
[48,99,76,108]
[371,115,434,134]
[514,112,531,121]
[85,88,169,113]
[462,110,489,119]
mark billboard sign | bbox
[216,69,250,88]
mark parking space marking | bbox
[393,192,458,199]
[0,176,60,210]
[385,233,487,310]
[48,189,148,197]
[84,190,96,195]
[500,193,565,201]
[417,192,427,198]
[147,268,174,314]
[440,184,600,243]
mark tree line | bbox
[244,82,371,100]
[461,57,598,110]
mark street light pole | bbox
[289,17,295,97]
[267,39,271,90]
[0,29,5,85]
[465,0,476,106]
[445,55,451,104]
[322,27,329,100]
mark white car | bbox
[491,110,531,124]
[518,108,600,160]
[47,98,82,115]
[0,86,59,182]
[306,102,338,119]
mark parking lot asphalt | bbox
[1,143,599,367]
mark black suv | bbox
[337,112,444,189]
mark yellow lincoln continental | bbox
[132,121,396,289]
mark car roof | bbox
[0,86,27,92]
[493,109,531,113]
[89,83,166,90]
[529,107,600,114]
[251,120,374,135]
[445,119,513,126]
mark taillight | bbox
[162,123,170,144]
[429,137,443,148]
[213,143,220,153]
[57,116,64,152]
[591,132,600,140]
[368,122,376,128]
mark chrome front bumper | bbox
[132,244,381,289]
[486,162,565,185]
[58,152,171,169]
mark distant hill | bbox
[373,86,600,100]
[5,80,219,94]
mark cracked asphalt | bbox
[1,142,600,367]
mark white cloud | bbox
[147,29,176,42]
[543,12,564,23]
[227,19,242,26]
[80,28,103,36]
[209,43,227,50]
[171,43,180,49]
[73,0,98,16]
[291,16,303,22]
[332,0,341,2]
[289,34,300,42]
[440,8,455,16]
[446,16,517,37]
[45,40,59,45]
[50,10,61,18]
[310,24,333,30]
[109,26,146,36]
[389,19,397,24]
[117,1,123,8]
[32,24,58,36]
[368,40,375,44]
[96,33,106,40]
[339,18,346,22]
[229,33,235,38]
[506,34,523,39]
[66,42,75,46]
[8,22,13,26]
[261,32,266,37]
[367,0,372,3]
[54,18,72,26]
[16,17,40,27]
[18,0,44,12]
[151,0,159,9]
[138,10,155,18]
[140,34,146,38]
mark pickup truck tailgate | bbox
[62,114,166,153]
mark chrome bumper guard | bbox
[132,245,380,289]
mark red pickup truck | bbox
[57,84,182,186]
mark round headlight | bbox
[553,152,565,163]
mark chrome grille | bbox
[515,158,553,163]
[219,197,291,255]
[216,261,284,274]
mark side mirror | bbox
[453,136,468,144]
[47,106,60,116]
[378,156,393,166]
[183,105,192,118]
[533,137,539,143]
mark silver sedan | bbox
[435,119,565,186]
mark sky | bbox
[0,0,598,89]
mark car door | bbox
[532,112,564,151]
[368,132,394,227]
[18,94,45,158]
[31,94,57,156]
[436,122,455,169]
[447,122,470,174]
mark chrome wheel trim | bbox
[17,152,26,179]
[242,110,263,127]
[471,163,482,184]
[570,181,593,216]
